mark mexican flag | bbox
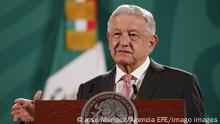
[43,0,107,100]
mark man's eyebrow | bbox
[128,29,138,32]
[111,28,121,31]
[128,29,141,35]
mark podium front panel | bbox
[35,99,185,124]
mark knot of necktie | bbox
[122,74,133,83]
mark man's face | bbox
[108,14,157,69]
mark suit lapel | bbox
[99,67,116,92]
[98,60,165,98]
[137,59,165,99]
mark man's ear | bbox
[107,32,111,42]
[148,35,158,53]
[150,35,158,47]
[107,32,112,51]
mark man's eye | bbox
[113,32,121,39]
[130,34,137,37]
[129,33,139,40]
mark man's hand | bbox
[11,90,42,123]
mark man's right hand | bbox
[11,90,42,123]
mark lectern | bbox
[35,99,185,124]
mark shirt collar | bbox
[115,57,150,83]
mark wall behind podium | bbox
[0,0,219,123]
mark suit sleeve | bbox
[183,74,205,121]
[77,84,84,100]
[20,122,33,124]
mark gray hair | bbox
[107,4,156,35]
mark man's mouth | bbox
[117,50,131,53]
[115,48,133,54]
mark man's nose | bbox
[119,34,131,46]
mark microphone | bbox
[50,87,62,100]
[132,84,138,99]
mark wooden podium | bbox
[35,99,185,124]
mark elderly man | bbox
[11,4,204,123]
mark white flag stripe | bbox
[75,19,87,31]
[75,0,86,3]
[43,42,107,100]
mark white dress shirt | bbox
[115,57,150,99]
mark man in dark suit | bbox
[11,4,204,123]
[77,59,204,119]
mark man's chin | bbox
[115,60,134,66]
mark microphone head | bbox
[132,84,138,95]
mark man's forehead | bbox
[110,28,139,32]
[112,15,144,23]
[110,15,147,26]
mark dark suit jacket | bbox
[77,59,204,120]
